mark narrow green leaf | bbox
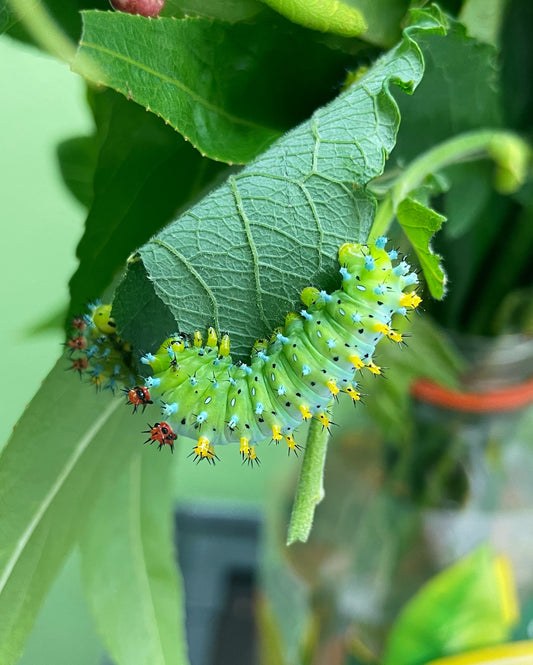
[260,0,366,36]
[75,12,358,164]
[68,88,227,319]
[0,361,140,665]
[80,453,188,665]
[116,7,447,361]
[397,197,446,299]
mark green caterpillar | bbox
[128,239,421,464]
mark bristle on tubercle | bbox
[96,240,421,467]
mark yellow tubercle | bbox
[373,322,390,335]
[271,424,283,441]
[168,338,185,353]
[92,304,117,335]
[285,311,300,327]
[284,434,299,454]
[317,413,330,429]
[345,386,361,401]
[191,436,217,463]
[193,331,203,347]
[400,292,422,309]
[326,379,340,396]
[349,354,364,370]
[366,361,382,375]
[299,405,312,420]
[301,287,320,307]
[284,434,296,448]
[387,330,403,343]
[219,334,231,357]
[90,374,104,389]
[243,445,259,465]
[206,327,218,347]
[240,437,250,457]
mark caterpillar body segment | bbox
[134,240,421,462]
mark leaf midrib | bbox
[0,399,121,595]
[80,40,278,133]
[129,456,166,665]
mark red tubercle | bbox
[67,336,87,351]
[109,0,165,17]
[143,421,177,452]
[124,385,153,413]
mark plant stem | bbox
[286,416,331,546]
[369,129,528,241]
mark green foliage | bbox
[3,1,533,663]
[80,453,187,665]
[116,7,446,361]
[0,362,141,665]
[382,547,517,665]
[258,0,367,37]
[67,87,228,318]
[75,10,358,164]
[397,197,446,298]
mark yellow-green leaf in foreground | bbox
[260,0,366,36]
[80,452,188,665]
[0,360,141,665]
[382,546,519,665]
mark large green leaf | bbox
[75,12,358,164]
[80,452,188,665]
[68,88,227,319]
[115,7,447,362]
[0,362,140,665]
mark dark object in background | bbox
[177,507,261,665]
[102,506,261,665]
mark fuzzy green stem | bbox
[286,417,330,546]
[369,129,531,241]
[8,0,101,79]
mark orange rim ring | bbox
[411,377,533,413]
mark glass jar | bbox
[269,333,533,664]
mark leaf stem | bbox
[286,416,331,546]
[8,0,101,79]
[369,129,530,241]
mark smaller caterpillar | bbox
[66,302,137,391]
[128,239,421,465]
